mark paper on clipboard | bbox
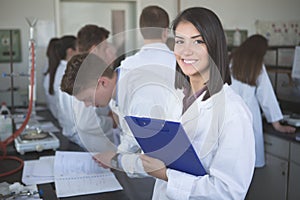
[124,116,206,176]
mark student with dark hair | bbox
[56,24,118,151]
[139,5,169,40]
[230,34,295,168]
[77,24,109,53]
[76,24,116,67]
[136,7,255,199]
[43,36,77,119]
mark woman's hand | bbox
[92,151,116,169]
[140,154,168,181]
[272,121,296,133]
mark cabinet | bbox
[264,46,296,92]
[288,142,300,200]
[246,134,300,200]
[246,134,289,200]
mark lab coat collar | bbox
[181,84,228,158]
[181,84,227,125]
[141,42,170,52]
[60,60,67,65]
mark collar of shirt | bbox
[114,67,120,106]
[182,85,208,114]
[141,42,170,52]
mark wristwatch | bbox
[111,153,121,170]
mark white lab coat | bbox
[43,60,67,119]
[231,65,283,167]
[58,89,116,152]
[57,89,83,146]
[72,100,117,152]
[152,84,255,200]
[109,43,181,176]
[118,43,176,85]
[53,61,115,152]
[111,64,183,177]
[52,60,82,147]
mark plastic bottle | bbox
[233,28,241,46]
[0,102,12,141]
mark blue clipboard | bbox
[124,116,206,176]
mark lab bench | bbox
[246,123,300,200]
[0,109,130,200]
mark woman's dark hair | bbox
[231,34,268,86]
[45,35,76,95]
[44,38,59,75]
[172,7,231,99]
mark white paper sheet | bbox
[22,156,55,185]
[32,156,55,177]
[54,151,123,198]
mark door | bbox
[59,0,137,53]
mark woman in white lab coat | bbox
[230,34,296,167]
[43,36,77,119]
[140,7,256,199]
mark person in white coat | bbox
[60,52,182,200]
[58,25,118,151]
[230,34,296,168]
[43,37,72,119]
[58,53,117,152]
[138,7,256,199]
[43,36,77,119]
[43,35,83,146]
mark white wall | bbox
[0,0,299,105]
[138,0,178,26]
[60,1,136,36]
[0,0,56,105]
[60,0,137,52]
[180,0,300,35]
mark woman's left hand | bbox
[140,154,168,181]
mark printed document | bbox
[54,151,122,198]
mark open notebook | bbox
[125,116,206,176]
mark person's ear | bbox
[66,48,76,60]
[97,76,109,87]
[162,28,169,43]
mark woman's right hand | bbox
[272,121,296,133]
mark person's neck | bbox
[189,75,208,95]
[111,71,118,101]
[143,39,164,45]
